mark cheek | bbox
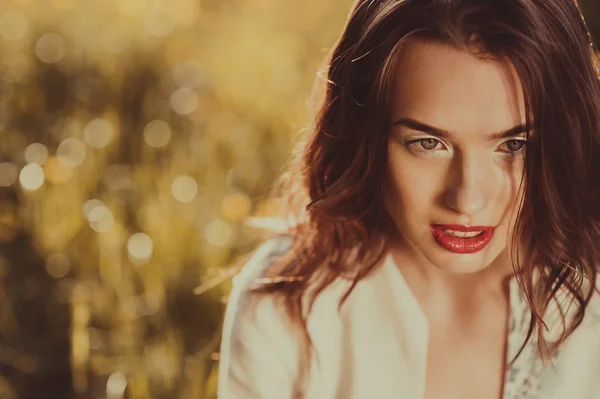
[385,151,441,212]
[491,162,525,229]
[501,163,525,207]
[506,174,526,218]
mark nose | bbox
[444,152,489,219]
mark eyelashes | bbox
[502,139,526,153]
[401,136,527,158]
[404,137,444,153]
[408,138,441,151]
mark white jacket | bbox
[218,237,600,399]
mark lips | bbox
[430,224,495,254]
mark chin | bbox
[430,256,493,274]
[424,242,506,275]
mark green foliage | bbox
[0,0,352,398]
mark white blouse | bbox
[218,237,600,399]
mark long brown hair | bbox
[252,0,600,378]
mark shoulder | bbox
[232,234,294,291]
[224,234,295,332]
[218,235,305,398]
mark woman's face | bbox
[384,38,527,275]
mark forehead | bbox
[390,38,527,135]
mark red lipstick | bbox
[429,224,495,254]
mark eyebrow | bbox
[392,117,530,140]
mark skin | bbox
[384,37,528,302]
[383,38,528,399]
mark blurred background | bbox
[0,1,597,398]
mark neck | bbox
[387,238,514,321]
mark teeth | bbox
[443,229,483,238]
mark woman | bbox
[218,0,600,398]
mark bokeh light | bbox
[24,143,49,165]
[203,219,233,247]
[170,88,197,115]
[145,346,179,383]
[45,253,72,279]
[106,372,127,399]
[173,61,205,89]
[57,138,86,168]
[83,199,105,219]
[171,175,198,203]
[88,205,114,233]
[19,163,45,191]
[83,118,115,148]
[143,120,171,148]
[127,232,154,263]
[35,33,67,64]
